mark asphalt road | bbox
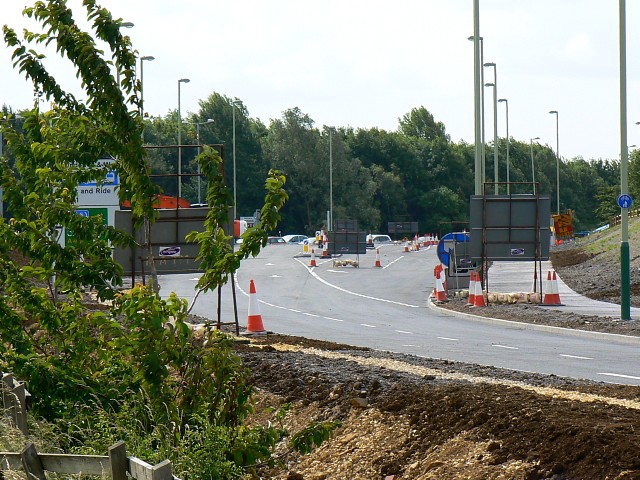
[159,243,640,386]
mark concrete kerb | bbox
[427,296,640,346]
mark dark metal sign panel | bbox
[469,195,551,261]
[328,231,367,254]
[388,221,419,234]
[334,219,358,232]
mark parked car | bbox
[267,236,286,245]
[282,234,308,244]
[366,234,393,248]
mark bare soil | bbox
[218,240,640,480]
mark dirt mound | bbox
[236,336,640,479]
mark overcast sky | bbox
[3,1,640,162]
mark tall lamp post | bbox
[329,128,335,231]
[232,100,243,221]
[184,118,214,205]
[139,55,154,140]
[498,98,510,194]
[549,110,560,214]
[469,35,486,190]
[484,62,498,194]
[116,22,134,86]
[530,137,540,194]
[177,78,190,199]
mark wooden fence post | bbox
[20,443,46,480]
[108,441,128,480]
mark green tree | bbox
[398,106,449,142]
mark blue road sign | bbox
[617,194,633,209]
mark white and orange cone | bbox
[246,280,266,333]
[310,248,317,267]
[542,270,554,305]
[467,271,476,306]
[322,233,330,257]
[404,241,410,252]
[434,269,448,303]
[374,248,382,268]
[472,274,486,307]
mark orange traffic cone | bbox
[423,235,428,247]
[404,241,410,252]
[472,274,486,307]
[551,271,562,305]
[322,233,330,257]
[374,248,382,268]
[542,271,555,305]
[310,248,317,267]
[467,271,476,306]
[246,280,266,333]
[434,269,448,303]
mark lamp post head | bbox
[498,98,507,103]
[483,62,496,67]
[141,55,155,62]
[484,82,495,87]
[205,118,214,124]
[468,35,483,41]
[120,22,134,28]
[549,110,558,115]
[178,78,190,84]
[531,137,540,142]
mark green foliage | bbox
[289,420,342,455]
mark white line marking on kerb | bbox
[437,336,459,341]
[560,354,593,360]
[598,372,640,381]
[492,344,518,350]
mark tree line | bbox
[138,96,628,235]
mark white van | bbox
[366,234,393,248]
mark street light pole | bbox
[177,78,190,199]
[469,35,485,191]
[329,128,334,231]
[116,22,134,87]
[530,137,540,194]
[139,55,154,141]
[484,62,498,194]
[549,110,560,214]
[619,0,631,320]
[498,98,509,194]
[232,100,243,221]
[191,118,214,205]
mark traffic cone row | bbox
[542,270,563,305]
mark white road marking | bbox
[271,274,281,278]
[492,344,518,350]
[597,372,640,381]
[383,256,404,269]
[324,316,344,322]
[265,263,275,266]
[296,258,420,308]
[190,277,200,281]
[395,330,413,335]
[303,312,320,317]
[288,308,301,313]
[360,323,377,328]
[437,336,459,341]
[560,354,593,360]
[327,269,348,274]
[402,344,417,347]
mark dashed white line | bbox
[560,354,593,360]
[492,344,518,350]
[303,312,320,318]
[598,372,640,381]
[437,336,459,341]
[288,308,301,313]
[360,323,377,328]
[395,330,414,335]
[324,316,344,322]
